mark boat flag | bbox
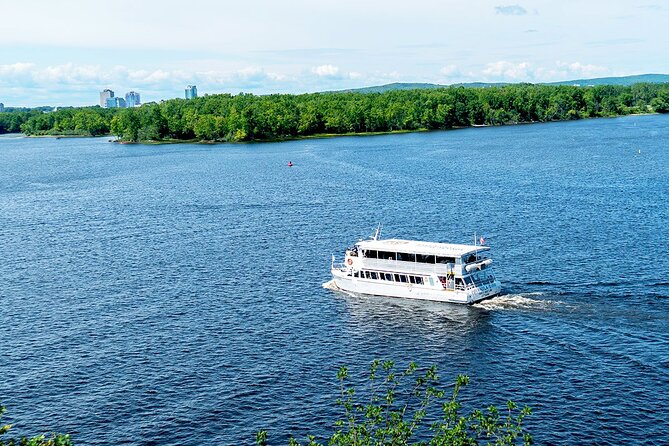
[480,235,485,245]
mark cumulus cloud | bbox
[33,63,109,84]
[554,61,608,79]
[0,62,288,90]
[495,5,528,15]
[310,64,363,81]
[481,60,609,82]
[312,64,340,77]
[439,65,461,77]
[482,61,533,79]
[191,67,286,88]
[0,62,36,75]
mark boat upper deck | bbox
[355,238,489,257]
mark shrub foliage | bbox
[0,406,72,446]
[257,360,532,445]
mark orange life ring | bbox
[347,258,353,265]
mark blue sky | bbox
[1,0,668,107]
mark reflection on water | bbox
[325,280,491,340]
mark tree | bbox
[257,360,532,445]
[110,109,141,142]
[650,89,669,113]
[194,114,220,140]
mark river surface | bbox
[1,115,668,445]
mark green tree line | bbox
[4,83,669,141]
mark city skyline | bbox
[1,0,669,107]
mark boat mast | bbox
[372,224,382,241]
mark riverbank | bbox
[10,83,669,143]
[43,113,660,145]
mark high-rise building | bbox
[106,97,127,108]
[100,89,114,107]
[0,103,4,113]
[125,91,141,107]
[185,85,197,99]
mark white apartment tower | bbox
[100,89,114,107]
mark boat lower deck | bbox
[331,268,501,304]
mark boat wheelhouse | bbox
[330,232,501,304]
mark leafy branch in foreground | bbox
[0,405,72,446]
[257,360,532,445]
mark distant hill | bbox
[340,82,508,93]
[546,73,669,86]
[340,83,443,93]
[340,74,669,93]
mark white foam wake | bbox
[322,279,360,298]
[322,279,338,290]
[473,293,558,311]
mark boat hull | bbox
[331,268,501,304]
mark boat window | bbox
[465,254,477,263]
[429,277,434,286]
[436,256,455,264]
[409,275,415,284]
[399,275,408,283]
[370,272,378,280]
[365,250,378,259]
[385,273,394,281]
[416,254,436,264]
[364,271,370,279]
[414,276,424,285]
[354,271,359,278]
[396,252,416,262]
[464,276,473,285]
[394,274,400,282]
[378,251,395,260]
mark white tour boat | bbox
[330,229,501,304]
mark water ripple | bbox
[1,116,669,445]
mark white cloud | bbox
[554,61,608,79]
[439,64,460,77]
[312,64,340,77]
[0,62,36,75]
[34,63,108,84]
[482,61,534,80]
[481,60,609,82]
[494,5,528,15]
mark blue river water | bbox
[1,115,668,445]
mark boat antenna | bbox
[372,224,382,241]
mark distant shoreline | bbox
[7,82,669,143]
[15,112,661,145]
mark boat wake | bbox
[322,279,358,297]
[322,279,338,291]
[473,293,560,311]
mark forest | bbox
[2,83,669,142]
